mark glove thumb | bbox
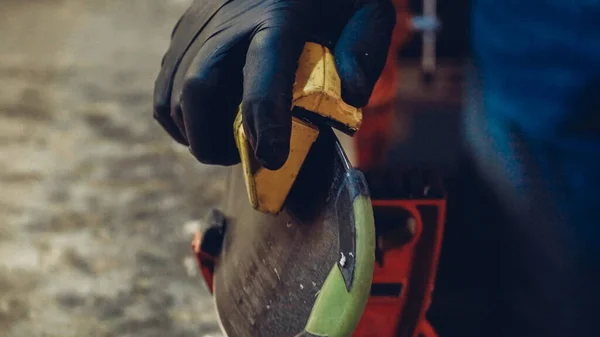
[334,0,397,108]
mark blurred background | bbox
[0,0,492,337]
[0,1,225,336]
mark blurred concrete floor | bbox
[0,1,225,336]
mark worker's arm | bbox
[154,0,396,170]
[468,1,600,336]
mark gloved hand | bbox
[154,0,396,170]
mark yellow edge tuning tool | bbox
[234,42,363,215]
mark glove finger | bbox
[154,0,231,146]
[154,104,189,146]
[155,26,195,146]
[241,14,308,170]
[176,33,249,166]
[334,0,396,107]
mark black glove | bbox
[154,0,396,170]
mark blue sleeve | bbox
[466,3,600,335]
[472,0,600,143]
[470,0,600,244]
